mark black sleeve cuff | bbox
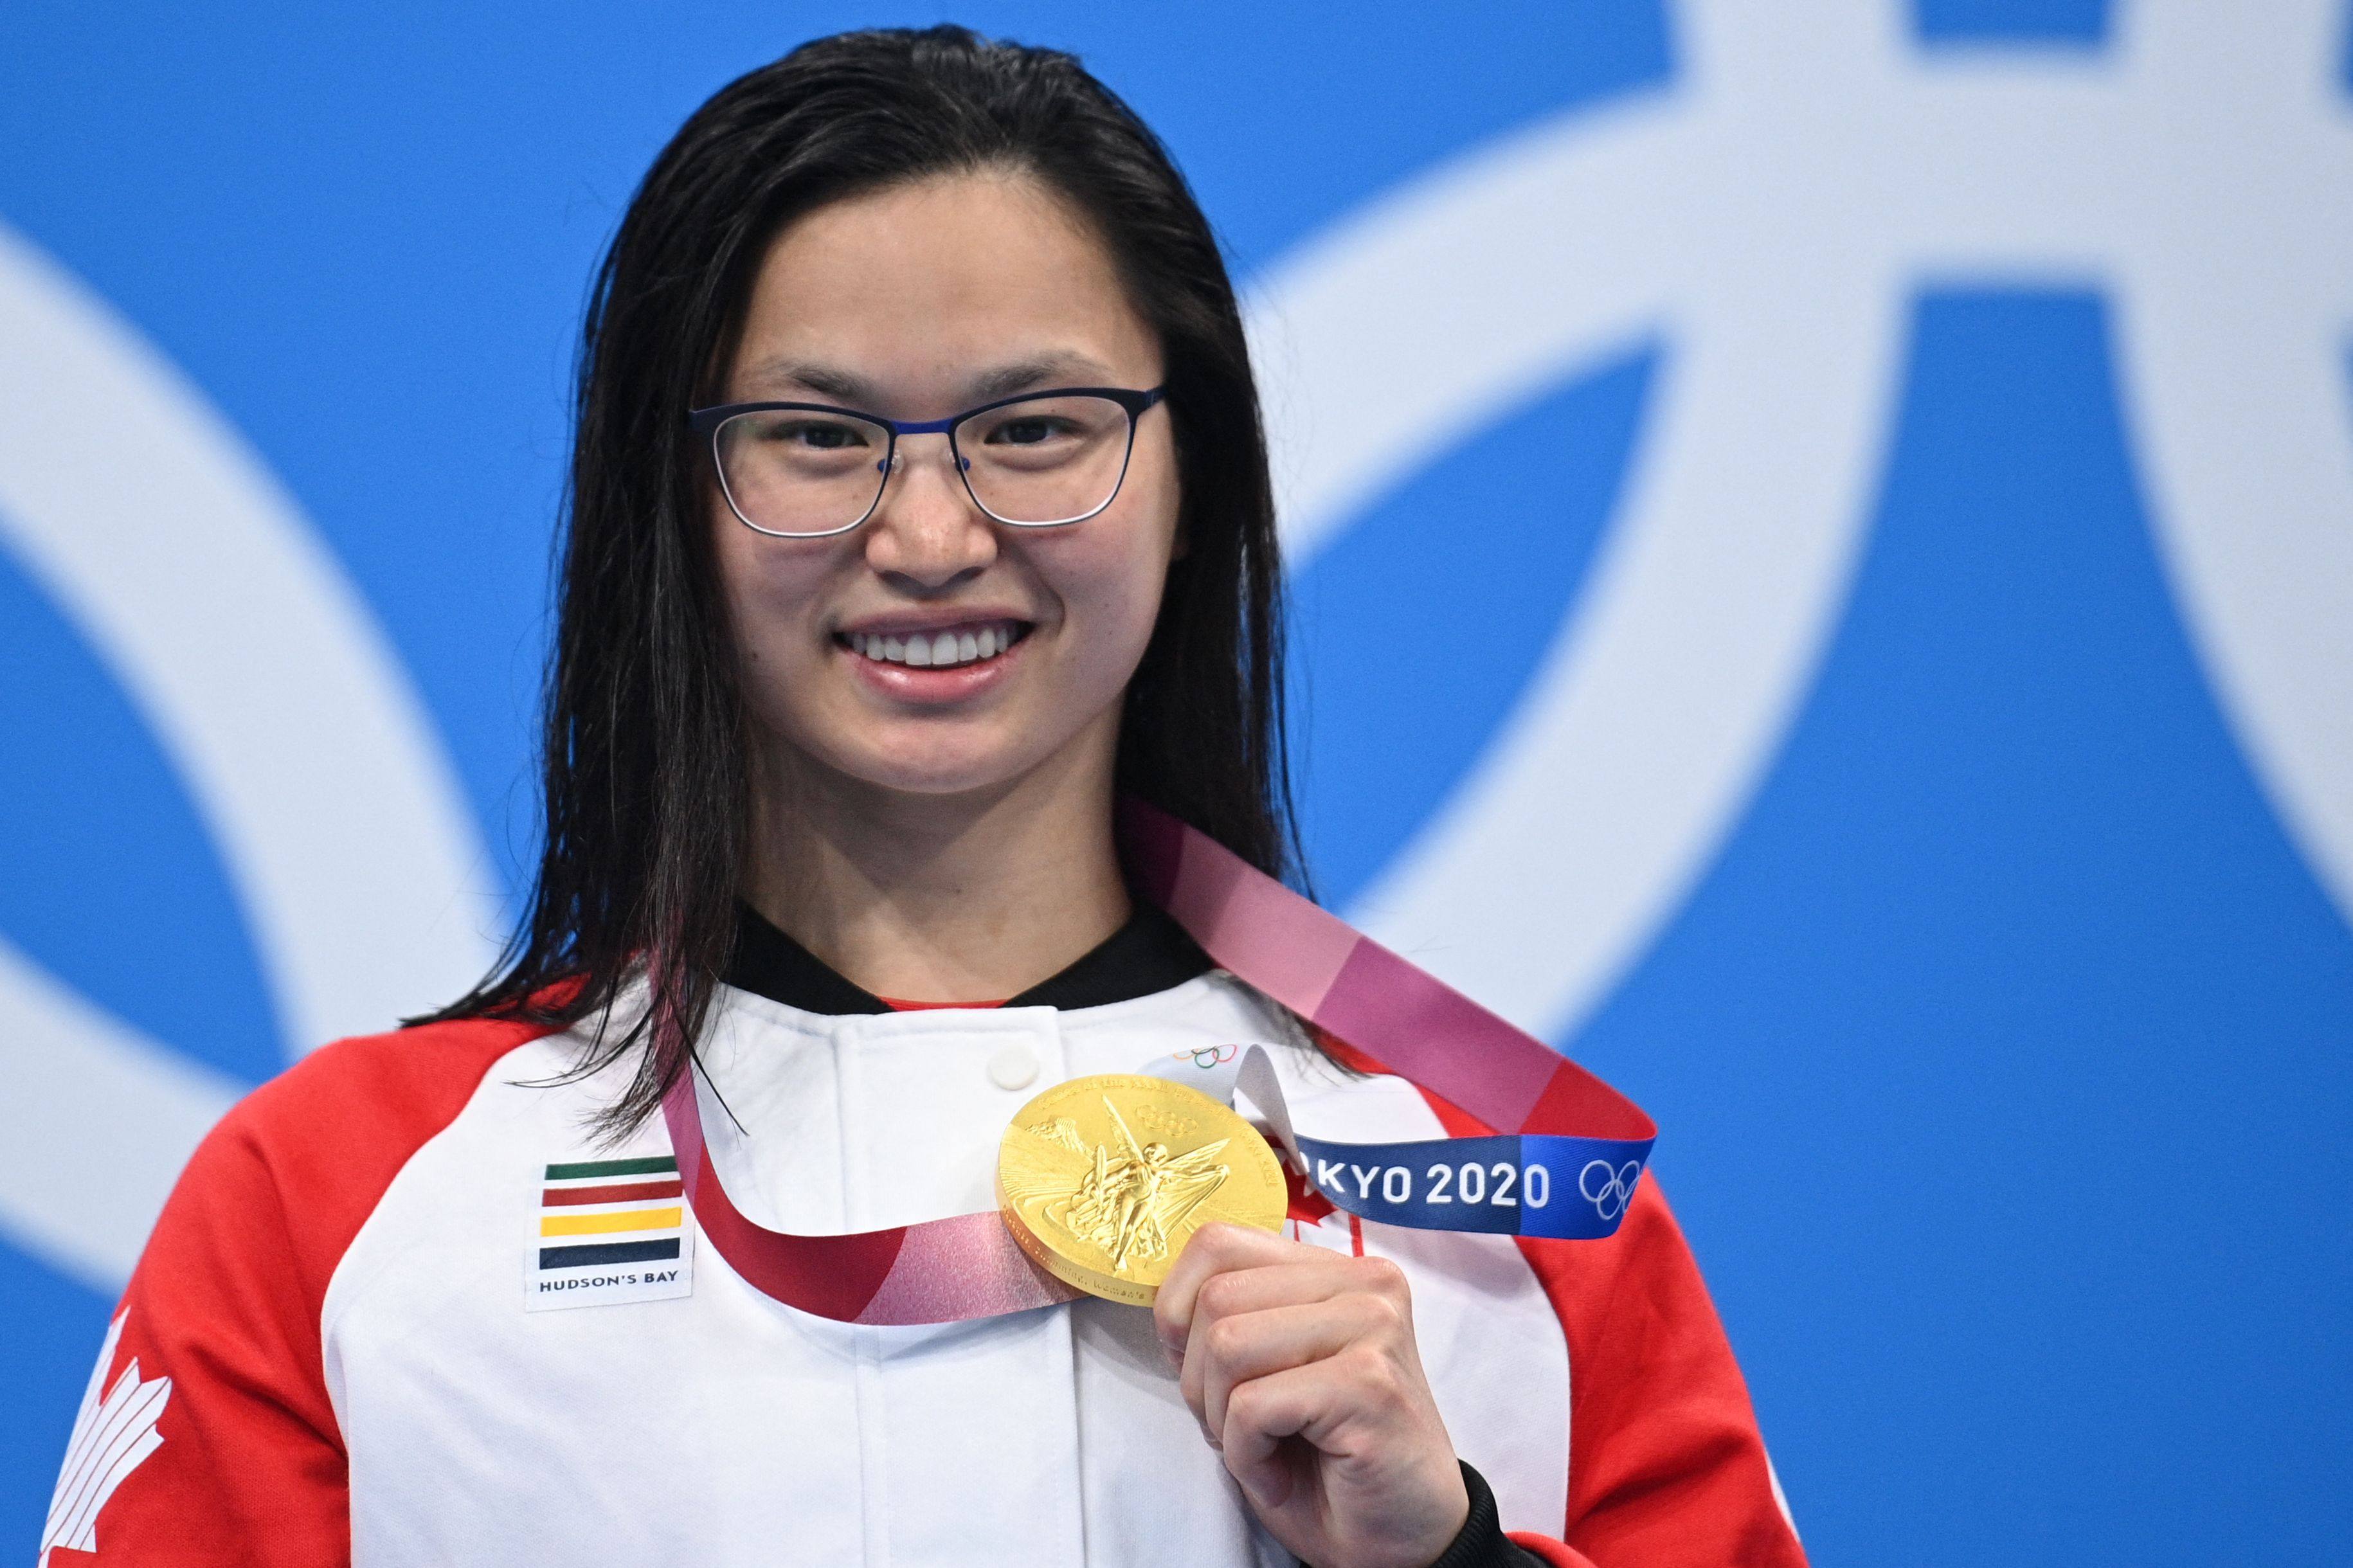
[1421,1459,1548,1568]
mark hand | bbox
[1155,1223,1470,1568]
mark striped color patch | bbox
[540,1205,685,1238]
[525,1153,694,1312]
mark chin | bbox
[826,737,1049,800]
[777,699,1113,804]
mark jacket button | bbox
[987,1044,1040,1091]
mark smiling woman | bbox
[51,24,1801,1568]
[710,174,1187,857]
[462,45,1291,1128]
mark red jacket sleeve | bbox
[1501,1178,1804,1567]
[41,1018,542,1567]
[1399,1058,1804,1567]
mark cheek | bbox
[1048,525,1175,677]
[1070,444,1180,659]
[711,512,833,688]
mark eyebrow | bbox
[735,352,1122,409]
[737,359,879,404]
[965,355,1116,401]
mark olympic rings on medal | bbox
[1171,1043,1237,1070]
[1578,1158,1643,1222]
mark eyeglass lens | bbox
[712,393,1137,536]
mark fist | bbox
[1154,1223,1468,1568]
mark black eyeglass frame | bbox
[687,384,1168,539]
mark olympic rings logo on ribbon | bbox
[1173,1043,1237,1070]
[1578,1159,1643,1223]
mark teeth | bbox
[848,622,1022,670]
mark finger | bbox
[1219,1351,1395,1501]
[1153,1221,1320,1356]
[1195,1294,1400,1441]
[1175,1261,1358,1418]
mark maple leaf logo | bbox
[1284,1157,1336,1227]
[41,1312,172,1565]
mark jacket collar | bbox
[723,899,1213,1016]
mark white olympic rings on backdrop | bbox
[1247,0,2353,1038]
[0,232,499,1290]
[3,0,2350,1293]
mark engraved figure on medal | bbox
[1010,1097,1232,1274]
[997,1074,1285,1304]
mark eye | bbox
[987,415,1071,447]
[768,417,873,451]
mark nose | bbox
[861,432,997,590]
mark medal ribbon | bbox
[662,798,1656,1324]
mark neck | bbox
[743,730,1132,1005]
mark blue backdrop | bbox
[6,1,2352,1561]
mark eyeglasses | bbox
[688,385,1166,539]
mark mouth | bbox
[836,618,1034,672]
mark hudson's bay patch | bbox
[525,1153,694,1311]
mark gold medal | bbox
[996,1073,1286,1305]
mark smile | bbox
[840,619,1031,671]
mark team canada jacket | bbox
[43,906,1805,1567]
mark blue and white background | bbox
[5,0,2351,1558]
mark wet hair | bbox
[422,24,1297,1135]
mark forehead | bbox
[728,170,1160,411]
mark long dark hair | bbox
[424,24,1298,1135]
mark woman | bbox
[60,26,1803,1568]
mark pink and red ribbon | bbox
[661,800,1656,1324]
